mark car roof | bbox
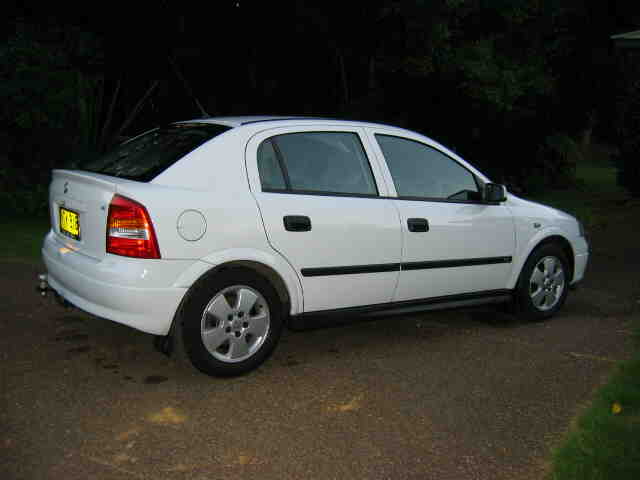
[177,115,398,130]
[177,116,322,127]
[172,116,490,183]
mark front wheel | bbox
[180,268,284,376]
[515,243,570,321]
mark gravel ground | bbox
[1,225,638,479]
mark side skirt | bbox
[288,289,513,330]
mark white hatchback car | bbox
[41,116,589,376]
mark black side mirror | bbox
[484,183,507,203]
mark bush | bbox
[497,132,581,196]
[537,133,581,188]
[614,147,640,198]
[0,167,49,218]
[612,49,640,198]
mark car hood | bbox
[506,193,577,222]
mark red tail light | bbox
[106,195,160,259]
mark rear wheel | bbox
[180,268,284,376]
[515,243,570,321]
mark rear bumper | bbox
[42,232,188,335]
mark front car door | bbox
[365,128,516,302]
[245,125,402,313]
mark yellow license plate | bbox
[59,207,81,240]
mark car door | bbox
[245,125,402,313]
[366,129,516,302]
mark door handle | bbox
[407,218,429,232]
[283,215,312,232]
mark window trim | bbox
[261,188,383,199]
[374,133,484,203]
[394,194,496,205]
[259,189,502,205]
[257,131,380,197]
[267,138,292,189]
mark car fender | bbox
[172,248,303,315]
[507,226,573,289]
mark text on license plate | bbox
[59,207,81,240]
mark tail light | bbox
[106,195,160,259]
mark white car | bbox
[41,116,589,376]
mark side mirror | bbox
[484,183,507,203]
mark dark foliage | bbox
[2,1,640,215]
[616,154,640,197]
[613,49,640,197]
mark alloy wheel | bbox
[200,285,270,363]
[528,255,566,312]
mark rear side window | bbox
[82,123,231,181]
[257,132,378,196]
[257,140,286,190]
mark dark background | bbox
[2,0,640,214]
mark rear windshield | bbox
[81,123,231,181]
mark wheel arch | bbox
[212,260,292,314]
[169,250,303,338]
[508,232,575,289]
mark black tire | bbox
[180,267,284,377]
[515,243,570,322]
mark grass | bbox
[550,348,640,479]
[0,216,50,263]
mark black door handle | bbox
[407,218,429,232]
[283,215,312,232]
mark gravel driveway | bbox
[1,226,637,480]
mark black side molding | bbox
[302,263,400,277]
[300,256,513,277]
[402,256,512,271]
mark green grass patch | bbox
[0,217,50,263]
[577,164,620,193]
[528,161,627,231]
[550,347,640,479]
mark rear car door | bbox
[245,126,402,313]
[367,129,516,302]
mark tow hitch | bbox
[37,273,72,308]
[37,273,49,296]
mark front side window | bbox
[376,135,480,201]
[257,132,378,196]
